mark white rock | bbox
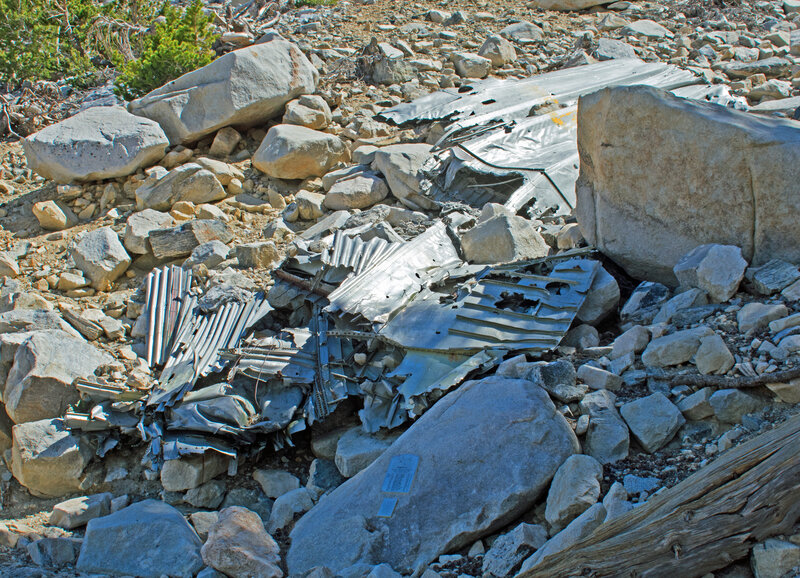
[254,469,301,499]
[610,325,650,359]
[130,40,318,144]
[461,215,549,264]
[32,200,77,231]
[500,21,544,42]
[71,227,131,290]
[135,163,226,211]
[751,539,800,578]
[23,106,168,183]
[521,503,606,572]
[620,393,685,453]
[641,326,714,367]
[694,333,734,375]
[123,209,175,255]
[577,267,619,325]
[577,364,623,391]
[50,493,112,530]
[202,506,282,578]
[529,0,614,9]
[334,428,395,478]
[481,523,547,578]
[738,303,789,333]
[324,174,389,210]
[268,488,315,533]
[452,52,492,78]
[545,454,603,533]
[673,244,748,302]
[209,127,242,157]
[253,125,349,180]
[371,144,436,211]
[284,95,332,130]
[478,35,517,67]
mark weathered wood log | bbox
[518,412,800,578]
[665,367,800,390]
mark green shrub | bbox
[113,0,218,100]
[295,0,337,6]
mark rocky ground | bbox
[2,0,800,576]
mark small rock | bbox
[620,393,685,453]
[284,95,332,130]
[461,215,548,264]
[747,259,800,295]
[268,487,314,533]
[50,493,112,530]
[71,227,131,290]
[148,220,234,260]
[577,268,620,326]
[253,125,349,180]
[479,35,516,67]
[135,163,226,211]
[677,387,714,420]
[254,469,300,499]
[161,453,230,492]
[28,537,81,567]
[738,303,789,333]
[209,127,242,158]
[545,454,602,533]
[751,538,800,578]
[620,282,671,325]
[335,428,395,478]
[694,333,734,375]
[123,209,176,255]
[452,52,492,79]
[610,325,650,359]
[577,364,622,391]
[202,506,283,578]
[32,200,76,231]
[709,389,764,424]
[184,480,226,509]
[185,241,231,269]
[482,523,547,577]
[324,174,389,210]
[236,241,280,269]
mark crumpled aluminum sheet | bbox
[325,222,462,325]
[378,59,700,128]
[148,294,273,409]
[380,258,599,353]
[381,60,746,216]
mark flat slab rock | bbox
[23,106,168,184]
[287,376,578,575]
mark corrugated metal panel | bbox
[322,230,404,275]
[325,222,462,325]
[380,258,599,354]
[144,266,193,367]
[148,294,272,408]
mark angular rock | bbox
[288,377,578,574]
[5,330,113,423]
[0,310,80,338]
[526,360,587,403]
[184,480,226,509]
[577,364,622,391]
[452,52,492,79]
[694,333,734,375]
[185,240,231,269]
[641,326,714,367]
[236,241,280,269]
[620,282,671,325]
[610,325,650,359]
[500,21,544,42]
[746,259,800,295]
[284,95,332,130]
[371,144,436,211]
[673,244,748,303]
[751,538,800,578]
[32,200,77,231]
[135,163,226,211]
[195,157,245,186]
[335,428,395,478]
[576,85,800,284]
[652,288,708,324]
[268,487,315,533]
[23,106,168,183]
[482,523,547,578]
[545,454,603,533]
[0,252,18,278]
[620,393,685,453]
[479,35,516,67]
[11,418,91,497]
[253,125,349,180]
[621,19,672,38]
[149,220,234,260]
[677,387,714,420]
[579,390,629,464]
[123,209,176,255]
[202,506,282,578]
[254,469,300,499]
[71,227,131,290]
[209,126,242,157]
[50,493,112,530]
[724,57,792,79]
[324,173,389,210]
[28,537,80,567]
[576,267,619,325]
[709,389,764,424]
[76,500,204,577]
[521,503,606,572]
[161,453,230,492]
[130,40,318,144]
[602,482,632,522]
[307,458,345,496]
[594,38,637,61]
[738,303,789,333]
[460,214,548,264]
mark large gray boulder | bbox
[5,330,113,424]
[576,85,800,285]
[253,125,350,180]
[287,376,578,575]
[23,106,168,183]
[77,500,204,577]
[129,40,318,144]
[71,227,132,291]
[10,418,92,498]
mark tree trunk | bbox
[518,412,800,577]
